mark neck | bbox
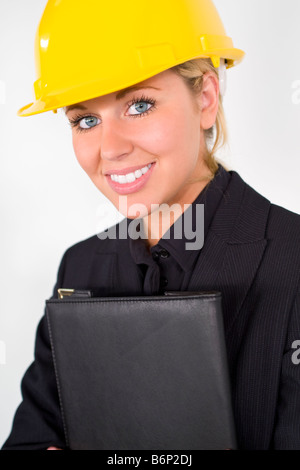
[142,177,210,248]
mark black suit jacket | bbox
[3,169,300,450]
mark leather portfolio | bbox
[46,290,237,450]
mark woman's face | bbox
[66,69,218,218]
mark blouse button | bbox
[159,249,169,259]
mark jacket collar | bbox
[187,170,271,336]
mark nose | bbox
[100,119,134,162]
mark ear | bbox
[196,72,219,130]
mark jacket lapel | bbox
[187,171,270,337]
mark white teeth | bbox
[118,175,127,184]
[126,172,136,183]
[134,169,142,178]
[110,163,152,184]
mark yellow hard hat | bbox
[18,0,245,117]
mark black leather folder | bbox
[46,290,236,450]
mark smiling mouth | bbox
[106,163,154,185]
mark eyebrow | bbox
[115,85,160,100]
[65,103,88,114]
[65,86,161,114]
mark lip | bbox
[105,162,156,195]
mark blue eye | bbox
[79,116,100,129]
[128,97,156,117]
[129,102,151,115]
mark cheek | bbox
[142,109,200,170]
[133,119,166,153]
[135,114,181,159]
[72,133,100,176]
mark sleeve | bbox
[2,252,68,450]
[272,286,300,449]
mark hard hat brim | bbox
[18,48,245,118]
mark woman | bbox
[3,0,300,450]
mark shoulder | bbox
[55,218,132,280]
[228,169,300,241]
[267,203,300,240]
[51,221,130,297]
[228,171,300,294]
[62,218,129,260]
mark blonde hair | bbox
[171,58,228,181]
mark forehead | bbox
[65,69,184,113]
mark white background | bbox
[1,0,300,446]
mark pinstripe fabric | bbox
[187,175,300,449]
